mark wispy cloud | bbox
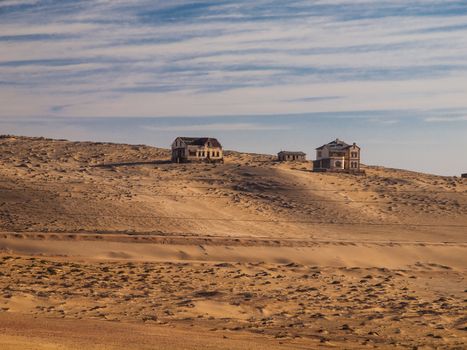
[142,122,290,132]
[424,116,467,122]
[367,118,400,125]
[286,96,343,103]
[1,0,467,120]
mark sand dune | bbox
[0,135,466,349]
[1,237,466,269]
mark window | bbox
[317,151,322,158]
[351,152,358,158]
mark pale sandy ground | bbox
[0,135,466,349]
[0,313,304,350]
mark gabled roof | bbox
[316,138,357,150]
[176,137,222,148]
[278,151,306,155]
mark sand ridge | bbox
[1,237,466,269]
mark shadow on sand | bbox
[92,160,171,168]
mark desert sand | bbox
[0,135,466,349]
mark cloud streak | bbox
[1,0,467,122]
[142,122,291,132]
[424,116,467,122]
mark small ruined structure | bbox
[171,137,223,163]
[277,151,306,162]
[313,138,362,173]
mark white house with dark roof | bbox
[313,138,361,172]
[171,137,223,163]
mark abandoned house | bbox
[171,137,223,163]
[462,173,467,178]
[277,151,306,162]
[313,138,361,172]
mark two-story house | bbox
[313,138,361,172]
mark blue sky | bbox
[1,0,466,175]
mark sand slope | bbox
[0,135,466,349]
[1,135,466,240]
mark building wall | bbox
[346,145,360,170]
[185,145,223,161]
[278,153,305,161]
[172,139,223,162]
[330,156,345,169]
[316,147,329,160]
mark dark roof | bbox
[177,137,222,148]
[278,151,306,155]
[316,138,356,150]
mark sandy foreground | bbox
[0,136,466,349]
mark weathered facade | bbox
[313,138,362,173]
[171,137,223,163]
[277,151,306,162]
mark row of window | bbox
[190,150,221,157]
[318,151,359,158]
[350,161,359,168]
[288,155,300,160]
[317,151,358,158]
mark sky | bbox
[0,0,466,176]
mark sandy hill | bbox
[0,135,465,242]
[1,135,466,350]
